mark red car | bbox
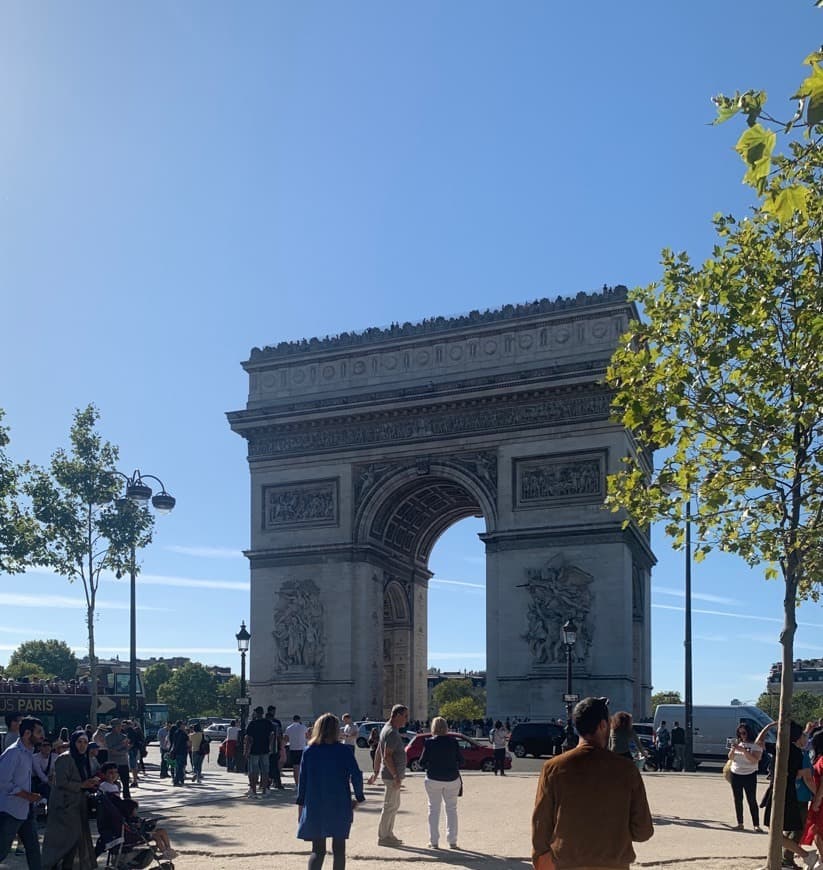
[405,732,512,772]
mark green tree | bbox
[8,639,78,681]
[157,663,218,721]
[607,48,823,868]
[142,662,172,704]
[25,406,153,726]
[0,410,41,574]
[649,690,682,711]
[4,660,48,681]
[757,691,823,724]
[215,676,242,718]
[439,696,484,722]
[432,678,483,709]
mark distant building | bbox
[78,655,235,682]
[767,659,823,696]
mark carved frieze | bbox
[273,578,325,674]
[514,451,605,509]
[248,389,611,460]
[521,555,594,666]
[262,479,338,529]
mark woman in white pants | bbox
[419,716,464,849]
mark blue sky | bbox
[1,1,820,706]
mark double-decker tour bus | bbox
[144,703,169,742]
[0,663,145,739]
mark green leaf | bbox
[792,62,823,127]
[712,92,741,125]
[734,123,776,193]
[762,185,810,222]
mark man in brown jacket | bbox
[532,697,654,870]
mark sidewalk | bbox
[0,765,782,869]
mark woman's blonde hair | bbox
[309,713,340,745]
[431,716,448,736]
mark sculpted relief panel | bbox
[514,452,605,508]
[263,479,338,529]
[273,579,325,675]
[521,555,594,667]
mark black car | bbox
[508,722,565,758]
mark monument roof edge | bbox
[243,285,633,368]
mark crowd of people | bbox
[0,713,177,869]
[0,677,97,695]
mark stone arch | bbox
[229,288,655,720]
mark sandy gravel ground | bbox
[0,763,793,869]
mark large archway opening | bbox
[427,517,487,719]
[356,464,494,718]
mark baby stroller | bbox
[96,790,174,870]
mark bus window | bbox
[113,673,143,695]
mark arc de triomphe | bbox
[227,286,654,720]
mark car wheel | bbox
[356,737,368,748]
[480,759,495,772]
[512,743,526,758]
[409,759,423,772]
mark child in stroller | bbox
[96,767,177,866]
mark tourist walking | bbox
[189,723,207,784]
[104,719,131,800]
[654,720,672,771]
[490,720,510,775]
[532,697,653,870]
[727,722,763,831]
[225,720,240,772]
[0,716,44,870]
[296,713,365,870]
[170,721,190,787]
[799,730,823,864]
[377,704,409,847]
[157,721,170,778]
[609,711,645,761]
[419,716,463,849]
[671,721,686,771]
[245,706,275,797]
[367,727,380,766]
[267,706,286,789]
[286,715,308,787]
[339,714,358,751]
[41,730,99,870]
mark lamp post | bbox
[562,618,577,751]
[683,499,696,772]
[236,621,251,732]
[116,470,176,719]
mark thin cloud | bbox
[737,633,821,652]
[652,603,823,629]
[0,625,42,635]
[0,593,167,612]
[430,579,485,590]
[655,587,738,605]
[135,573,249,591]
[164,545,244,560]
[693,633,729,642]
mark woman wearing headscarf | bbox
[41,730,100,869]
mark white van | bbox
[653,704,775,761]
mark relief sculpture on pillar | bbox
[273,579,325,674]
[521,555,593,666]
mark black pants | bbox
[731,771,759,826]
[308,838,345,870]
[493,747,506,774]
[160,752,169,778]
[0,811,41,869]
[269,752,283,787]
[117,766,131,800]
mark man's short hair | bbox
[254,706,264,715]
[4,713,21,729]
[572,697,610,736]
[674,721,680,727]
[18,717,43,741]
[390,704,408,719]
[293,714,301,721]
[100,762,119,774]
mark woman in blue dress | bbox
[297,713,366,870]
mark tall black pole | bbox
[684,499,696,772]
[239,650,247,733]
[129,541,137,718]
[564,643,574,750]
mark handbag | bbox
[722,759,733,783]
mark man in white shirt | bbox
[31,739,55,800]
[157,723,171,778]
[340,714,358,751]
[0,715,45,869]
[284,715,307,785]
[225,720,240,772]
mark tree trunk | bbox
[766,578,797,869]
[88,603,98,728]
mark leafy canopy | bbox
[8,639,78,682]
[0,410,41,574]
[157,663,220,721]
[438,696,485,723]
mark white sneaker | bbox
[802,852,818,870]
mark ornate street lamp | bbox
[236,621,251,733]
[563,618,577,751]
[115,470,176,718]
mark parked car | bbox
[508,722,565,758]
[203,722,229,742]
[405,732,512,772]
[355,721,386,748]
